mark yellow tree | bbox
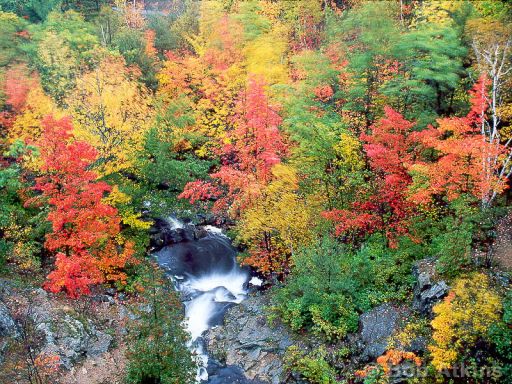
[237,164,316,274]
[66,55,153,175]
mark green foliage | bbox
[0,142,48,272]
[273,235,419,341]
[0,10,27,68]
[125,264,196,384]
[0,0,61,21]
[431,216,473,277]
[284,346,338,384]
[385,26,466,124]
[25,10,100,102]
[113,28,158,90]
[488,291,512,381]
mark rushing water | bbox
[154,217,260,382]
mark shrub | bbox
[429,273,502,371]
[284,346,338,384]
[273,234,419,341]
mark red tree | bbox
[27,116,135,297]
[180,78,288,217]
[323,107,425,246]
[409,76,508,207]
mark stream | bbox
[153,217,263,383]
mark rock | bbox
[0,302,16,338]
[85,330,113,357]
[412,258,449,315]
[27,291,113,369]
[0,302,17,363]
[205,295,295,384]
[359,303,407,361]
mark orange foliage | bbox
[27,116,135,297]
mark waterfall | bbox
[153,217,253,382]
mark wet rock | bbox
[359,303,408,361]
[205,295,295,384]
[412,258,449,315]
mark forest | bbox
[0,0,511,383]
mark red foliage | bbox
[323,107,423,245]
[181,78,288,217]
[409,75,507,205]
[4,66,33,112]
[27,116,135,297]
[313,84,334,102]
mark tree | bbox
[2,65,58,145]
[66,55,153,175]
[384,25,466,124]
[125,264,196,384]
[180,77,288,218]
[409,76,510,209]
[237,164,315,275]
[27,115,135,297]
[28,10,100,103]
[323,107,422,246]
[467,18,512,207]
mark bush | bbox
[273,234,419,341]
[284,346,338,384]
[429,273,502,371]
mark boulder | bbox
[412,258,449,315]
[205,295,295,384]
[28,289,113,369]
[359,303,406,361]
[0,302,17,363]
[0,302,16,338]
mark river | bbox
[153,217,263,383]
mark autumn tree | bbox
[323,107,422,246]
[429,273,502,371]
[237,164,316,274]
[409,76,510,209]
[27,116,135,297]
[28,10,100,103]
[66,55,153,175]
[180,77,288,218]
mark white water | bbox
[162,218,251,382]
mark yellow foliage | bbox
[412,1,462,27]
[244,27,289,84]
[237,164,316,259]
[429,273,502,370]
[3,218,40,272]
[8,84,59,144]
[66,56,153,175]
[103,186,151,230]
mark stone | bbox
[205,295,296,384]
[0,302,16,338]
[412,258,449,315]
[359,303,403,361]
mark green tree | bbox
[125,264,196,384]
[384,26,466,125]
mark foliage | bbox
[0,141,47,272]
[237,164,316,275]
[66,55,153,175]
[273,234,418,341]
[125,264,196,384]
[429,273,502,371]
[27,116,135,297]
[284,345,338,384]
